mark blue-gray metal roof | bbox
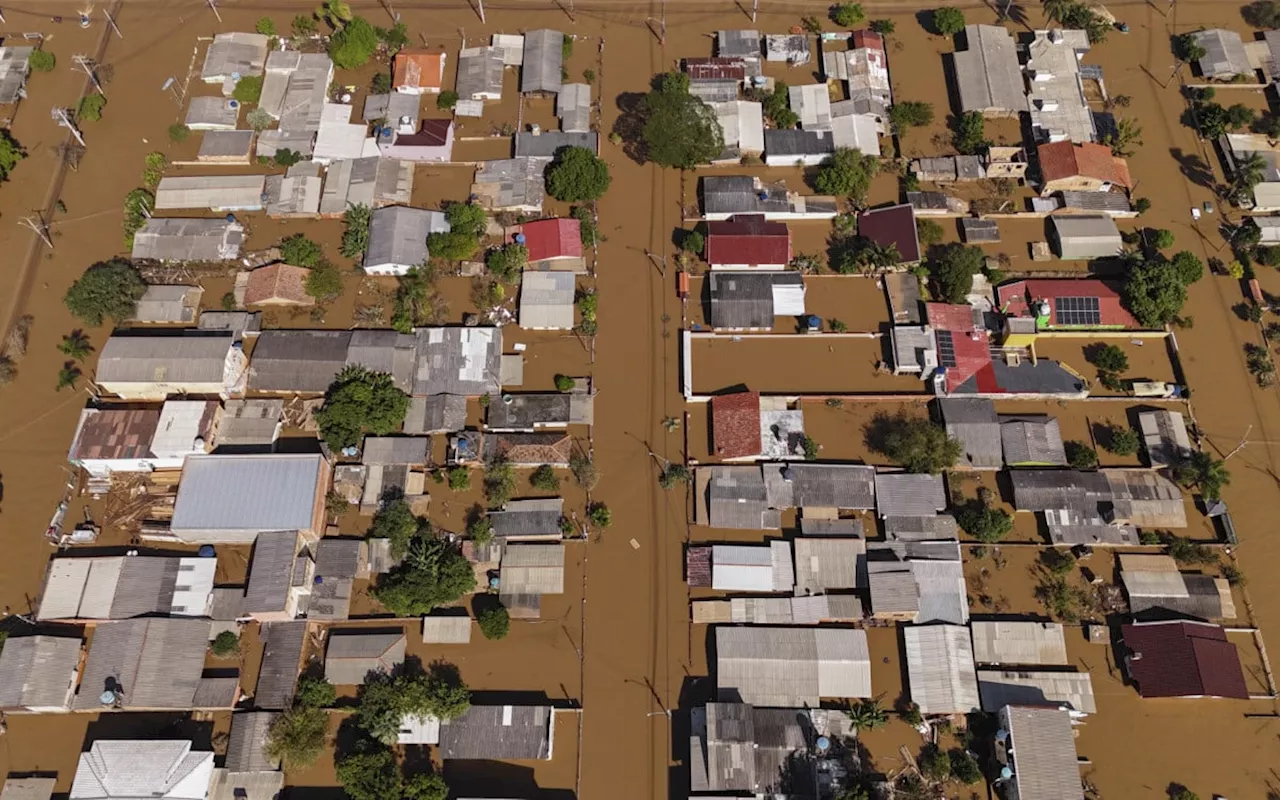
[171,454,322,541]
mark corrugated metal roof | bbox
[501,543,566,594]
[254,621,306,709]
[1138,409,1192,468]
[74,618,212,710]
[244,530,301,615]
[155,175,267,211]
[439,705,554,759]
[226,712,280,772]
[971,621,1068,665]
[489,498,564,539]
[705,465,779,529]
[97,334,233,386]
[874,473,946,517]
[883,514,959,540]
[325,631,407,685]
[978,669,1096,714]
[404,394,468,434]
[953,24,1022,113]
[366,206,433,271]
[0,778,55,800]
[362,436,429,465]
[0,635,80,709]
[1000,415,1067,466]
[519,271,576,330]
[793,537,864,594]
[715,626,871,706]
[132,218,244,263]
[422,616,473,643]
[710,541,794,592]
[202,32,269,80]
[521,30,564,93]
[940,398,1002,468]
[913,559,969,624]
[171,454,323,542]
[762,463,876,510]
[1001,706,1085,800]
[904,624,980,715]
[413,327,503,396]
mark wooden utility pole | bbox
[1224,425,1253,461]
[19,215,52,248]
[73,55,103,95]
[206,0,221,23]
[104,8,123,38]
[475,0,486,24]
[752,0,759,23]
[51,108,85,147]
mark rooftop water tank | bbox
[514,233,526,244]
[198,545,216,558]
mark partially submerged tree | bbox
[931,6,966,35]
[373,535,477,616]
[265,706,328,768]
[1065,441,1099,470]
[1123,259,1189,328]
[328,16,379,69]
[1102,424,1141,456]
[641,74,724,168]
[831,3,865,26]
[546,146,612,202]
[477,602,511,640]
[340,203,372,259]
[869,412,963,474]
[956,503,1014,543]
[928,243,984,304]
[355,664,472,744]
[0,130,27,181]
[845,699,888,730]
[304,261,344,302]
[314,366,409,451]
[1175,450,1230,500]
[814,147,879,203]
[888,101,934,132]
[279,234,325,267]
[232,74,264,104]
[64,259,146,326]
[367,497,419,558]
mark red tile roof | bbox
[997,279,1139,328]
[683,57,748,81]
[1037,141,1132,188]
[711,391,761,458]
[926,303,995,393]
[1121,621,1248,698]
[393,49,445,91]
[244,264,315,306]
[704,214,792,266]
[850,29,885,52]
[512,218,583,262]
[856,204,921,263]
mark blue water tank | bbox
[225,214,236,224]
[198,545,215,558]
[1000,767,1013,780]
[227,99,240,110]
[804,314,821,330]
[514,233,527,244]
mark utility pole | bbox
[378,0,398,23]
[73,55,103,96]
[206,0,221,24]
[1224,425,1253,461]
[51,108,86,147]
[752,0,759,23]
[19,214,52,248]
[475,0,485,24]
[103,8,123,38]
[557,0,576,22]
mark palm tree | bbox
[1041,0,1074,23]
[1105,118,1143,158]
[1232,152,1267,202]
[314,0,353,29]
[56,362,81,391]
[58,330,93,362]
[857,241,901,271]
[845,698,889,731]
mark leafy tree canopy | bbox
[831,3,865,26]
[814,147,879,201]
[328,16,379,70]
[1170,250,1204,284]
[642,81,724,168]
[233,74,263,103]
[340,203,372,259]
[335,747,402,800]
[305,261,344,302]
[1123,259,1188,328]
[870,412,963,474]
[314,366,409,450]
[932,6,966,35]
[280,234,325,267]
[355,665,472,745]
[368,497,420,558]
[1085,343,1129,373]
[265,707,328,768]
[956,504,1014,543]
[928,243,984,304]
[373,535,477,616]
[889,100,934,131]
[546,146,612,201]
[64,259,146,326]
[0,129,24,180]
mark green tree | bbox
[1105,117,1143,158]
[546,146,612,202]
[168,123,191,143]
[58,331,93,362]
[468,515,493,547]
[919,746,951,782]
[928,243,984,304]
[950,750,982,784]
[1175,450,1231,500]
[888,101,934,132]
[64,259,146,326]
[314,365,410,450]
[659,464,691,489]
[1227,103,1256,130]
[246,107,273,132]
[931,6,966,35]
[368,497,418,558]
[305,261,344,302]
[142,152,167,189]
[530,464,560,491]
[1065,441,1099,470]
[1230,151,1267,204]
[1134,197,1151,214]
[870,19,896,34]
[78,93,106,122]
[956,503,1014,543]
[274,148,304,167]
[845,699,888,730]
[371,71,391,93]
[293,14,319,36]
[280,234,325,267]
[1150,228,1175,250]
[315,0,354,29]
[814,147,880,201]
[233,74,264,103]
[762,81,799,129]
[403,774,448,800]
[682,230,705,254]
[0,129,23,181]
[447,466,471,491]
[871,412,963,474]
[1086,343,1129,373]
[329,16,379,69]
[1170,250,1204,284]
[486,243,528,282]
[336,747,401,800]
[378,22,410,53]
[210,630,240,657]
[477,603,511,640]
[295,675,337,708]
[916,218,944,246]
[266,706,328,768]
[1042,0,1075,22]
[56,363,80,391]
[642,78,724,168]
[1103,424,1141,456]
[1123,260,1188,328]
[952,111,987,154]
[555,374,576,392]
[122,189,154,249]
[484,459,517,508]
[256,16,278,35]
[831,3,865,26]
[437,90,459,110]
[27,50,55,72]
[588,502,612,528]
[340,203,372,259]
[1244,0,1280,27]
[373,536,478,616]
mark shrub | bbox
[486,243,528,282]
[468,515,493,547]
[477,603,511,640]
[530,464,560,491]
[221,291,236,310]
[950,750,982,784]
[274,148,303,167]
[932,6,966,35]
[952,111,987,154]
[916,218,944,246]
[78,93,106,122]
[587,503,612,529]
[233,74,264,103]
[64,259,146,326]
[168,123,191,142]
[570,452,600,490]
[1065,441,1099,470]
[814,147,879,201]
[870,19,896,34]
[340,203,372,259]
[546,146,612,202]
[583,68,596,82]
[1102,424,1141,456]
[1244,0,1280,28]
[371,71,392,93]
[831,3,865,26]
[256,16,278,35]
[484,459,517,508]
[292,14,318,36]
[28,50,55,72]
[280,234,325,267]
[210,630,240,657]
[122,188,154,248]
[1168,535,1218,565]
[1086,343,1129,373]
[437,90,459,110]
[295,675,336,709]
[1041,548,1077,576]
[1151,228,1175,250]
[447,466,471,491]
[305,261,344,302]
[956,503,1013,543]
[266,706,328,768]
[919,746,951,782]
[1134,197,1151,214]
[142,152,167,189]
[555,374,576,392]
[247,107,273,131]
[0,129,23,181]
[889,100,934,131]
[659,464,691,489]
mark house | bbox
[259,54,332,157]
[244,530,310,622]
[0,46,34,104]
[68,401,216,477]
[319,157,415,215]
[701,175,839,221]
[885,272,924,325]
[714,393,804,459]
[422,615,473,644]
[857,204,921,264]
[1011,469,1186,544]
[404,395,469,434]
[1120,553,1235,621]
[710,101,765,164]
[155,175,267,212]
[212,712,285,800]
[313,103,376,164]
[996,706,1085,800]
[472,158,546,213]
[439,705,557,760]
[456,46,505,101]
[1037,141,1131,195]
[1056,190,1133,215]
[1138,409,1193,468]
[764,128,834,166]
[243,264,314,306]
[830,111,881,156]
[997,278,1140,329]
[765,34,810,65]
[70,741,215,800]
[363,206,436,276]
[704,214,791,269]
[762,463,877,513]
[1000,415,1068,467]
[1121,620,1248,698]
[978,670,1096,715]
[701,465,778,529]
[686,56,749,81]
[0,635,82,711]
[522,30,564,93]
[486,392,594,430]
[488,498,566,540]
[95,333,246,400]
[911,155,986,183]
[515,130,598,158]
[904,625,981,715]
[376,119,455,162]
[310,539,366,621]
[845,29,892,129]
[883,514,959,541]
[130,285,204,324]
[361,91,421,124]
[717,30,762,59]
[413,326,503,396]
[248,329,352,393]
[793,537,864,595]
[480,431,574,466]
[519,271,576,330]
[711,390,762,459]
[325,630,407,685]
[344,330,415,393]
[970,621,1069,666]
[707,272,805,329]
[558,82,591,132]
[74,618,231,710]
[37,553,216,621]
[1193,29,1252,79]
[788,83,832,131]
[254,621,307,710]
[169,454,330,544]
[708,542,794,592]
[960,218,1000,243]
[940,398,1003,469]
[202,32,269,82]
[132,218,245,262]
[264,162,324,217]
[363,437,429,465]
[198,311,262,339]
[500,543,566,609]
[1025,29,1096,144]
[952,24,1023,117]
[510,218,584,271]
[715,626,872,706]
[1049,215,1123,260]
[1254,216,1280,244]
[393,49,445,94]
[874,473,946,517]
[867,542,968,624]
[216,399,283,451]
[184,96,239,131]
[690,78,740,104]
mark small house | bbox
[488,498,565,540]
[472,157,546,214]
[997,278,1139,329]
[95,333,246,400]
[874,472,946,517]
[244,530,311,622]
[830,112,881,156]
[557,83,591,133]
[310,538,366,621]
[1025,29,1096,145]
[762,463,877,513]
[856,203,921,264]
[1037,141,1132,195]
[701,175,839,221]
[131,285,205,324]
[710,101,765,164]
[978,670,1096,715]
[0,46,34,104]
[456,46,504,101]
[715,626,872,707]
[74,618,233,710]
[970,621,1069,666]
[717,30,762,60]
[202,32,269,82]
[439,705,557,760]
[521,30,564,94]
[37,554,217,622]
[264,162,324,217]
[169,453,331,545]
[313,102,375,164]
[704,214,791,269]
[324,631,407,685]
[132,218,245,263]
[939,397,1003,469]
[867,541,967,624]
[499,543,566,609]
[765,34,810,65]
[248,329,352,394]
[422,616,473,644]
[364,206,440,276]
[952,24,1023,117]
[216,399,283,451]
[319,156,415,215]
[404,395,468,435]
[0,635,82,711]
[70,741,215,800]
[1193,29,1252,80]
[214,712,285,800]
[1000,415,1068,467]
[1120,553,1235,621]
[511,218,583,266]
[393,49,445,94]
[904,625,981,715]
[1049,215,1122,260]
[185,96,240,131]
[710,390,762,459]
[486,391,593,430]
[155,175,267,212]
[792,537,864,595]
[709,542,794,592]
[701,465,778,529]
[515,130,598,158]
[196,129,255,163]
[376,118,455,163]
[243,264,314,306]
[361,91,421,124]
[518,269,579,324]
[788,83,832,131]
[763,128,834,167]
[707,272,805,330]
[1138,409,1193,468]
[254,622,307,711]
[414,326,503,396]
[69,400,216,478]
[996,706,1086,799]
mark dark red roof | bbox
[1121,621,1248,699]
[704,214,792,266]
[856,204,921,264]
[850,29,885,52]
[686,546,712,587]
[684,57,748,81]
[513,218,583,262]
[395,118,453,147]
[711,390,761,458]
[926,303,995,393]
[997,279,1140,328]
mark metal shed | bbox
[185,96,241,131]
[1050,214,1122,260]
[519,271,576,330]
[202,32,269,82]
[904,624,980,715]
[457,46,505,101]
[155,175,267,212]
[197,129,256,163]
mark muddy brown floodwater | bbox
[2,2,1280,800]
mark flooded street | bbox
[1,2,1280,800]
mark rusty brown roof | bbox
[69,407,163,461]
[243,264,314,306]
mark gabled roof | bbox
[226,712,280,773]
[249,330,351,393]
[998,278,1139,328]
[325,631,407,685]
[1193,29,1251,78]
[346,329,418,394]
[939,398,1002,468]
[243,264,313,306]
[132,218,244,262]
[521,30,565,93]
[414,326,502,396]
[704,214,791,265]
[970,621,1069,666]
[439,705,555,759]
[1121,620,1247,698]
[171,454,325,541]
[711,391,761,458]
[705,465,778,529]
[393,49,445,91]
[97,334,234,386]
[202,32,269,80]
[488,498,565,539]
[953,24,1023,113]
[69,407,162,462]
[715,626,872,706]
[519,271,576,329]
[244,530,302,615]
[1037,141,1132,188]
[857,203,920,263]
[483,432,573,466]
[366,206,435,270]
[71,741,214,800]
[515,218,582,262]
[0,635,81,709]
[904,624,981,715]
[763,463,877,510]
[74,618,214,710]
[1000,706,1085,800]
[254,621,306,710]
[684,57,748,80]
[874,473,946,517]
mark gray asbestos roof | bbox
[363,436,429,465]
[456,46,505,100]
[361,92,421,123]
[953,24,1023,114]
[1002,706,1084,800]
[715,626,872,706]
[171,454,323,543]
[264,162,323,217]
[198,130,255,161]
[718,30,762,58]
[0,779,54,800]
[978,669,1097,714]
[249,330,352,393]
[440,705,554,759]
[486,392,592,428]
[883,514,959,541]
[0,635,81,709]
[404,394,468,434]
[366,206,433,271]
[874,473,946,517]
[347,329,418,394]
[764,128,834,158]
[254,621,307,710]
[707,466,779,529]
[501,543,566,595]
[155,175,266,211]
[519,271,576,330]
[226,712,280,772]
[762,463,876,510]
[325,631,407,685]
[940,398,1002,468]
[489,498,564,539]
[319,157,415,215]
[1138,409,1192,468]
[413,327,502,396]
[970,621,1069,665]
[217,399,282,448]
[793,537,865,594]
[473,158,547,212]
[904,624,981,715]
[521,30,564,93]
[202,32,269,81]
[74,618,212,710]
[132,218,245,262]
[0,47,32,104]
[185,96,239,129]
[515,131,598,158]
[1194,29,1252,79]
[131,285,204,324]
[558,83,591,133]
[245,530,301,615]
[1000,415,1067,466]
[198,311,262,338]
[209,770,283,800]
[96,334,233,386]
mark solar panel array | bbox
[935,329,957,368]
[1054,296,1100,326]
